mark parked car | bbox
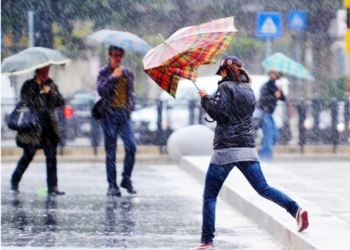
[59,104,76,142]
[70,91,96,136]
[61,91,98,141]
[132,75,290,145]
[131,75,220,145]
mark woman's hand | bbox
[42,84,51,93]
[198,90,208,98]
[274,89,282,99]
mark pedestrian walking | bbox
[257,70,285,161]
[10,66,66,195]
[96,45,137,197]
[191,56,308,250]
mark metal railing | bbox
[2,95,350,155]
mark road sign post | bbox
[288,11,307,63]
[288,11,307,31]
[28,11,34,47]
[256,12,282,58]
[346,8,350,53]
[346,0,350,53]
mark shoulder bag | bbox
[92,96,105,120]
[7,101,39,131]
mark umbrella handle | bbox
[192,81,200,91]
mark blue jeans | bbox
[201,161,299,243]
[101,108,136,189]
[258,113,279,162]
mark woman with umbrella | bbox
[10,66,66,195]
[192,56,308,250]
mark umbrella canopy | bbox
[1,47,70,76]
[261,52,315,81]
[143,16,238,98]
[87,29,151,55]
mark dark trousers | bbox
[101,109,136,189]
[11,136,58,189]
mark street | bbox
[1,162,284,250]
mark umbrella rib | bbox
[157,33,166,42]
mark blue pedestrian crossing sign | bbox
[256,12,282,38]
[288,11,307,31]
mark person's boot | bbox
[48,186,65,196]
[107,186,121,197]
[11,182,19,194]
[120,178,137,194]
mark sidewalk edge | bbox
[178,157,318,250]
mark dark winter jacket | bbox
[201,75,256,149]
[258,79,285,114]
[96,65,135,117]
[16,78,65,148]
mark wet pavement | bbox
[1,162,284,250]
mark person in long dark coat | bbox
[11,66,65,195]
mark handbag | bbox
[91,96,105,120]
[7,101,39,131]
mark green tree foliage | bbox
[1,0,346,97]
[326,76,350,102]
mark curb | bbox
[2,145,349,162]
[178,156,319,250]
[1,154,174,165]
[1,145,163,157]
[1,145,174,165]
[2,153,349,164]
[271,153,350,162]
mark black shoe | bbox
[11,183,19,194]
[48,187,65,196]
[107,187,121,197]
[120,179,137,194]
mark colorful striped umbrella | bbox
[261,52,315,81]
[143,16,238,98]
[88,29,151,55]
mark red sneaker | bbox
[191,242,214,250]
[296,208,309,232]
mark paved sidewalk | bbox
[1,162,284,250]
[179,157,350,250]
